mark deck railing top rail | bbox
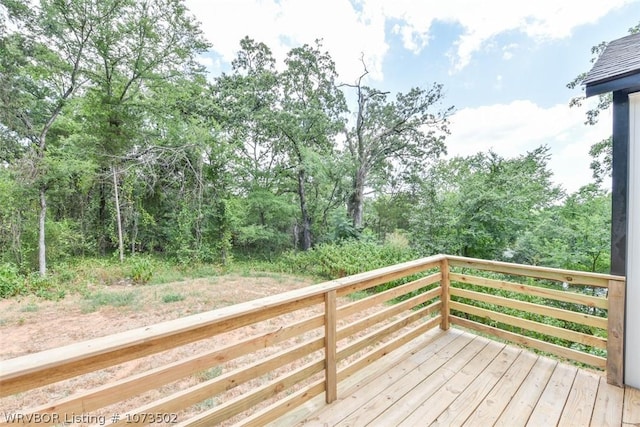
[0,254,627,426]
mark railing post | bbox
[440,258,450,331]
[325,290,337,403]
[607,279,625,387]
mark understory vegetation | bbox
[0,2,627,303]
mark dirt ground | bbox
[0,272,326,425]
[0,272,313,359]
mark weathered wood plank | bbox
[450,272,608,309]
[462,350,538,426]
[397,340,508,426]
[527,362,578,426]
[590,376,624,426]
[450,299,607,349]
[493,356,557,426]
[450,286,608,329]
[558,369,600,427]
[447,255,622,287]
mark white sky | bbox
[185,0,637,193]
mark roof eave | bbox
[585,72,640,97]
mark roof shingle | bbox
[584,32,640,97]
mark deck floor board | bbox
[273,328,640,427]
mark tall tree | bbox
[344,64,452,229]
[276,40,347,250]
[0,0,114,275]
[82,0,208,261]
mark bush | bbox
[129,256,153,285]
[276,240,418,281]
[0,263,26,298]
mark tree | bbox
[276,40,347,250]
[344,64,451,229]
[513,185,611,273]
[567,21,640,184]
[0,0,112,275]
[411,146,561,259]
[82,0,208,262]
[0,0,209,270]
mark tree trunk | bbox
[38,185,47,276]
[112,166,124,263]
[297,169,312,251]
[348,166,367,229]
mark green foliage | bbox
[410,146,562,259]
[0,263,27,298]
[195,366,222,382]
[28,273,66,300]
[162,293,185,303]
[513,185,611,272]
[276,240,417,280]
[82,291,138,313]
[129,256,153,285]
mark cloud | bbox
[184,0,388,84]
[185,0,636,82]
[363,0,635,71]
[445,99,612,193]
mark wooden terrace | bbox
[1,254,639,426]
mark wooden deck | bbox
[276,328,640,427]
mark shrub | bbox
[129,256,153,285]
[0,263,26,298]
[276,240,418,281]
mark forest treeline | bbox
[0,0,613,285]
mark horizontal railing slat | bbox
[0,253,625,425]
[449,301,607,349]
[450,316,606,369]
[110,337,324,425]
[447,255,623,288]
[337,301,441,363]
[337,273,441,319]
[450,272,608,309]
[0,254,446,397]
[174,361,325,427]
[450,287,607,329]
[337,286,441,340]
[20,313,325,418]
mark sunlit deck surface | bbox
[276,328,640,427]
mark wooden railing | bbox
[444,256,625,387]
[0,255,626,426]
